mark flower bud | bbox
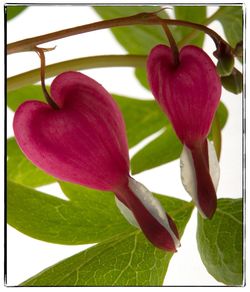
[216,53,235,77]
[221,68,243,94]
[234,40,243,58]
[214,42,235,76]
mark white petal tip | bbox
[115,196,140,228]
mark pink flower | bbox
[13,71,180,252]
[147,45,221,218]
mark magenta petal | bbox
[147,45,221,147]
[13,71,129,190]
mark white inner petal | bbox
[180,145,198,204]
[207,141,220,190]
[180,140,220,217]
[128,177,180,248]
[115,196,140,228]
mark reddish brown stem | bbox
[160,20,180,67]
[7,12,231,55]
[35,47,59,110]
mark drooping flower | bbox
[147,45,222,218]
[13,71,180,252]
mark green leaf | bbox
[131,102,228,174]
[6,6,27,21]
[19,183,193,286]
[8,179,193,286]
[21,231,170,286]
[215,101,229,129]
[174,6,207,47]
[215,6,243,48]
[211,112,222,160]
[8,179,193,247]
[7,85,167,148]
[94,6,168,55]
[7,180,134,244]
[112,94,167,147]
[7,85,46,111]
[197,198,243,285]
[134,68,150,91]
[131,125,181,174]
[208,101,228,139]
[7,137,55,187]
[94,6,169,90]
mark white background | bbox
[5,3,243,287]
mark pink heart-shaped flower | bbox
[13,71,180,251]
[147,45,222,218]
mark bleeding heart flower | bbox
[13,71,180,252]
[147,45,222,219]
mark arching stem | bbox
[7,11,232,56]
[7,54,147,92]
